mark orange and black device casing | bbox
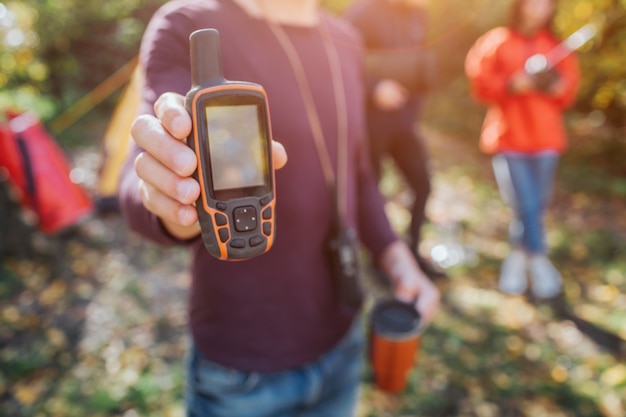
[185,29,276,260]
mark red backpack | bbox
[0,110,93,234]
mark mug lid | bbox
[371,299,422,339]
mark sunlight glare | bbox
[5,27,24,47]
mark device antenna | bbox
[190,28,224,86]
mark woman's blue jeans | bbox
[492,151,560,254]
[185,318,365,417]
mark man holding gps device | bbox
[118,0,440,415]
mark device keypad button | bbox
[215,213,227,226]
[218,228,229,243]
[230,238,246,248]
[260,196,270,206]
[249,236,264,247]
[216,202,228,211]
[262,207,272,220]
[234,206,257,232]
[263,222,272,236]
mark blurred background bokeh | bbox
[2,0,625,135]
[1,1,625,416]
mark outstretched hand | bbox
[131,92,287,239]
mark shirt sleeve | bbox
[551,51,580,108]
[117,4,200,246]
[355,131,399,261]
[465,28,512,104]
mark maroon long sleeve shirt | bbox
[118,0,397,372]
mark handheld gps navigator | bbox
[185,28,276,260]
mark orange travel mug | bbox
[369,298,422,393]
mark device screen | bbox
[204,102,269,194]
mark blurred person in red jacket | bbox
[465,0,580,299]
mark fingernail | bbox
[174,151,195,173]
[179,206,193,225]
[171,115,182,131]
[178,181,195,203]
[171,115,187,137]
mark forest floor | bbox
[1,116,625,417]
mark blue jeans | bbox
[185,319,365,417]
[492,152,559,254]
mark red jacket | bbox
[465,27,580,154]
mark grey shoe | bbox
[529,255,562,299]
[499,250,528,295]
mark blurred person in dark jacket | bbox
[345,0,444,279]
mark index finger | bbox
[131,113,198,178]
[154,92,192,140]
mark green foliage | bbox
[0,0,166,120]
[1,0,624,134]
